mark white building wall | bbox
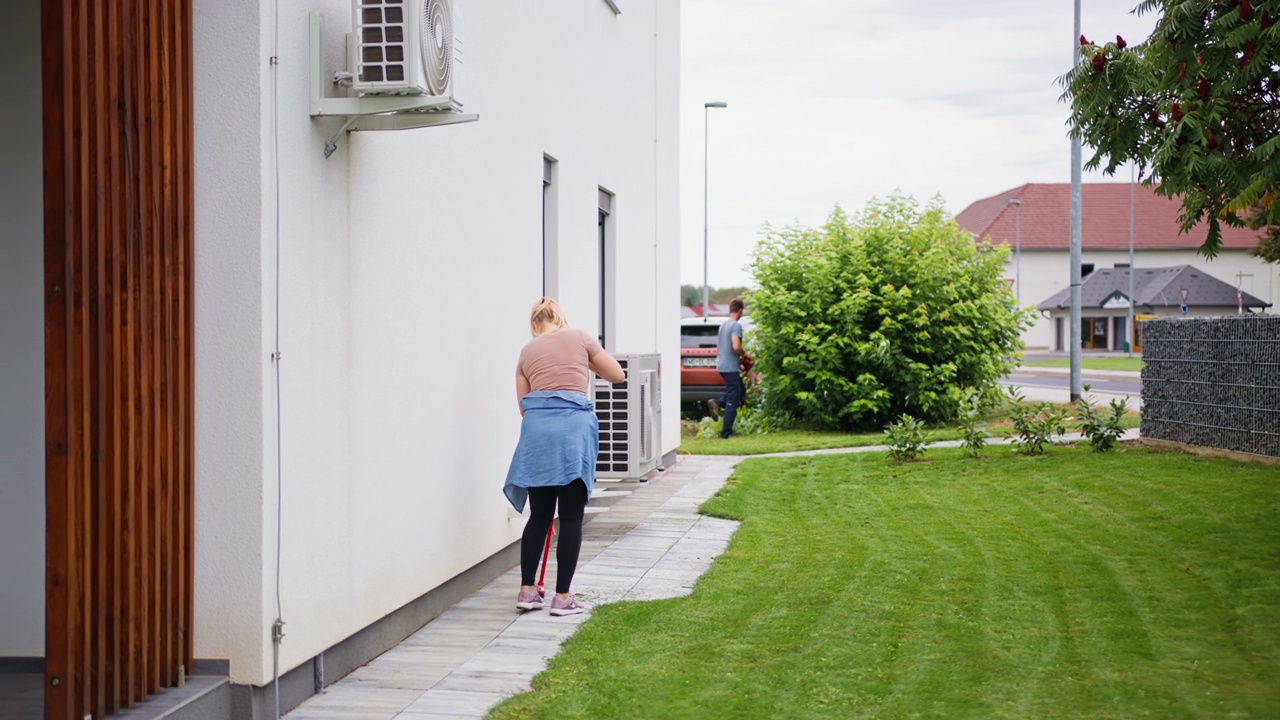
[194,0,679,685]
[1007,249,1278,349]
[192,0,271,684]
[0,0,45,658]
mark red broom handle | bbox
[536,523,555,589]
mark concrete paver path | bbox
[284,456,740,720]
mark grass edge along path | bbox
[489,446,1280,720]
[1023,357,1144,372]
[680,412,1141,456]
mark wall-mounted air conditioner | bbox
[351,0,463,107]
[594,354,663,480]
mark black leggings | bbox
[521,479,588,594]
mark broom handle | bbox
[537,523,554,588]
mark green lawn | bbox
[1024,357,1145,372]
[680,411,1141,456]
[678,426,943,455]
[490,447,1280,720]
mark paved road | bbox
[1001,372,1141,396]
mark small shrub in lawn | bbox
[1076,384,1130,452]
[1007,387,1067,456]
[695,405,767,439]
[957,388,989,458]
[885,414,928,462]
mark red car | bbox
[680,316,752,402]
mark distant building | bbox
[1036,265,1269,351]
[683,302,737,318]
[956,183,1278,349]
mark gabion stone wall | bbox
[1141,316,1280,458]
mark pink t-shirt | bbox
[518,328,604,394]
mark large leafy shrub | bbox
[748,196,1033,430]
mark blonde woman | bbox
[503,298,625,615]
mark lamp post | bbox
[1007,198,1022,304]
[1068,0,1083,402]
[703,101,728,319]
[1128,163,1135,356]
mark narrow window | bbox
[542,156,558,298]
[598,188,615,349]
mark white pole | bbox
[1015,202,1022,304]
[702,105,709,319]
[1007,198,1022,304]
[1069,0,1083,401]
[1128,164,1135,356]
[702,101,727,318]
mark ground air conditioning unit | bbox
[351,0,463,107]
[595,354,663,480]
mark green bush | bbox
[748,196,1033,430]
[1076,385,1130,452]
[1007,387,1068,456]
[885,414,928,463]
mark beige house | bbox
[1036,265,1269,352]
[956,183,1278,350]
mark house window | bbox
[542,156,558,298]
[1081,263,1096,277]
[598,188,615,349]
[1082,316,1109,350]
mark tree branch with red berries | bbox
[1060,0,1279,261]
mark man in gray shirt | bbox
[707,298,745,438]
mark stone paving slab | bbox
[284,454,740,720]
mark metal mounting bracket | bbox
[309,12,478,158]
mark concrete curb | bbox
[1016,365,1141,380]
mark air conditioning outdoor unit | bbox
[594,353,663,480]
[351,0,463,106]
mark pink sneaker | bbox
[516,588,543,611]
[548,594,586,616]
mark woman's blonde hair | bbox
[529,297,568,335]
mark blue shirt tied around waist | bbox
[503,390,599,513]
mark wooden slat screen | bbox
[42,0,194,718]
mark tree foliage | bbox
[747,197,1033,431]
[1060,0,1280,260]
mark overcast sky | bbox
[679,1,1160,289]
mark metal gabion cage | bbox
[1141,315,1280,458]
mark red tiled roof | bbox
[955,183,1261,251]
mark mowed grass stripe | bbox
[489,446,1280,720]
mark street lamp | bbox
[703,101,728,319]
[1007,198,1022,304]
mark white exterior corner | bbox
[188,0,681,687]
[0,0,680,692]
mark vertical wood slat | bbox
[42,0,72,715]
[145,0,163,695]
[120,0,138,700]
[44,1,195,718]
[131,0,152,702]
[73,0,92,713]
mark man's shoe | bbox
[548,594,587,616]
[516,588,543,611]
[707,399,720,420]
[721,432,740,439]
